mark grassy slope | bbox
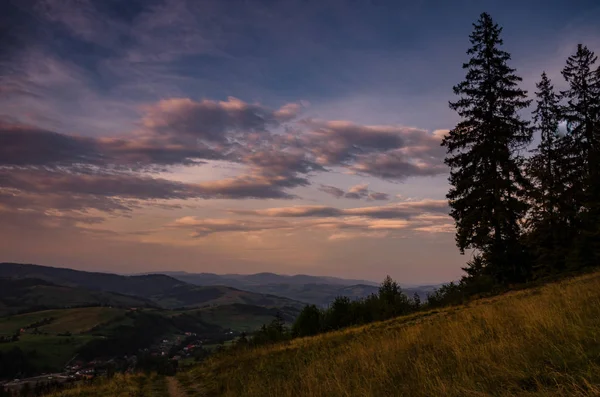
[175,271,600,397]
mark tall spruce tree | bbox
[526,72,572,274]
[442,13,532,284]
[561,44,600,267]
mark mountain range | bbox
[0,263,441,311]
[147,271,439,306]
[0,263,304,314]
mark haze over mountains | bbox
[0,263,438,310]
[0,263,304,314]
[148,271,381,288]
[141,271,439,306]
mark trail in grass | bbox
[167,377,188,397]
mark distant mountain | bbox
[0,278,155,316]
[0,263,305,310]
[165,273,440,307]
[152,271,380,288]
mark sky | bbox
[1,0,599,284]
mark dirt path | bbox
[167,376,188,397]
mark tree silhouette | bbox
[442,12,532,284]
[526,72,572,275]
[560,44,600,268]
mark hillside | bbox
[189,303,301,332]
[170,271,600,397]
[0,263,305,310]
[43,271,600,396]
[0,278,155,316]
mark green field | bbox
[0,307,128,336]
[0,308,132,372]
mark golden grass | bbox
[48,373,167,397]
[178,272,600,397]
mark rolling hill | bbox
[0,278,155,316]
[0,263,305,310]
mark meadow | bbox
[175,271,600,397]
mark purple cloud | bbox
[231,199,449,219]
[141,97,302,143]
[174,199,452,239]
[319,183,390,201]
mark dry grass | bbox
[178,272,600,397]
[48,373,167,397]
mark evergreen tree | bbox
[378,275,401,306]
[292,305,322,337]
[526,72,572,274]
[442,13,532,284]
[561,44,600,267]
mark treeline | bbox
[226,276,421,347]
[291,276,421,338]
[440,12,600,293]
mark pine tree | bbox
[442,13,532,284]
[561,44,600,267]
[525,72,572,275]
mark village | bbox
[0,329,240,395]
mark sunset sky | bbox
[1,0,599,283]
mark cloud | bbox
[170,217,292,238]
[319,183,389,201]
[318,184,345,198]
[171,199,452,239]
[0,93,448,232]
[231,199,449,219]
[0,164,311,218]
[141,97,302,143]
[0,120,102,166]
[168,215,410,238]
[188,173,307,200]
[289,119,447,180]
[350,150,447,179]
[0,119,218,169]
[368,192,390,201]
[344,183,369,199]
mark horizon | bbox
[1,0,599,284]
